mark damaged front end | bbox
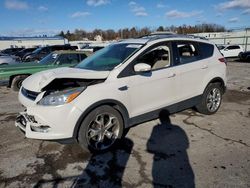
[16,74,106,139]
[21,78,106,103]
[37,78,105,106]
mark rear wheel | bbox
[78,105,124,153]
[11,75,28,91]
[196,83,223,115]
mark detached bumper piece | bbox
[15,112,51,135]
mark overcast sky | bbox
[1,0,250,36]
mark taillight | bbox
[218,57,227,65]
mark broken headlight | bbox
[38,87,86,106]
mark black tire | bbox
[196,83,223,115]
[11,75,28,91]
[78,105,124,153]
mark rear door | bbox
[172,41,211,101]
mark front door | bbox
[126,42,180,118]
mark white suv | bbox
[16,35,227,152]
[219,44,243,58]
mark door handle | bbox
[118,86,128,91]
[202,65,208,69]
[167,73,176,78]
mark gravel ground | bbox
[0,61,249,188]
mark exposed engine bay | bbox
[41,78,106,93]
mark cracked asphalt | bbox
[0,61,250,188]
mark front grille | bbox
[21,87,40,101]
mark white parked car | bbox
[16,34,227,152]
[219,44,243,58]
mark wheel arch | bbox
[9,74,31,87]
[73,99,129,140]
[204,77,226,94]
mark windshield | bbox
[32,47,42,54]
[39,53,58,64]
[76,43,142,71]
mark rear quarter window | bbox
[199,42,214,59]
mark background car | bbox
[23,45,78,62]
[217,45,225,50]
[13,47,37,60]
[219,44,244,58]
[239,51,250,62]
[0,47,24,55]
[0,50,88,91]
[0,55,20,65]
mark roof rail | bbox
[139,33,208,42]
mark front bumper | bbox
[17,87,85,140]
[15,105,83,140]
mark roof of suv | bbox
[118,33,211,45]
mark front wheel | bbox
[11,75,29,91]
[78,105,124,153]
[196,83,223,115]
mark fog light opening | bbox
[31,125,50,133]
[20,117,27,126]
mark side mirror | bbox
[134,63,151,73]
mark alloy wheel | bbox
[86,113,120,151]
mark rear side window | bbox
[199,42,214,59]
[173,41,214,65]
[176,42,200,64]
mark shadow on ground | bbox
[147,110,195,188]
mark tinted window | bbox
[199,42,214,59]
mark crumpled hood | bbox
[22,67,110,92]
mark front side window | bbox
[76,43,142,71]
[136,44,171,70]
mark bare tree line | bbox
[58,23,226,41]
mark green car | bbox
[0,50,87,91]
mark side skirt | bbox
[127,95,202,128]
